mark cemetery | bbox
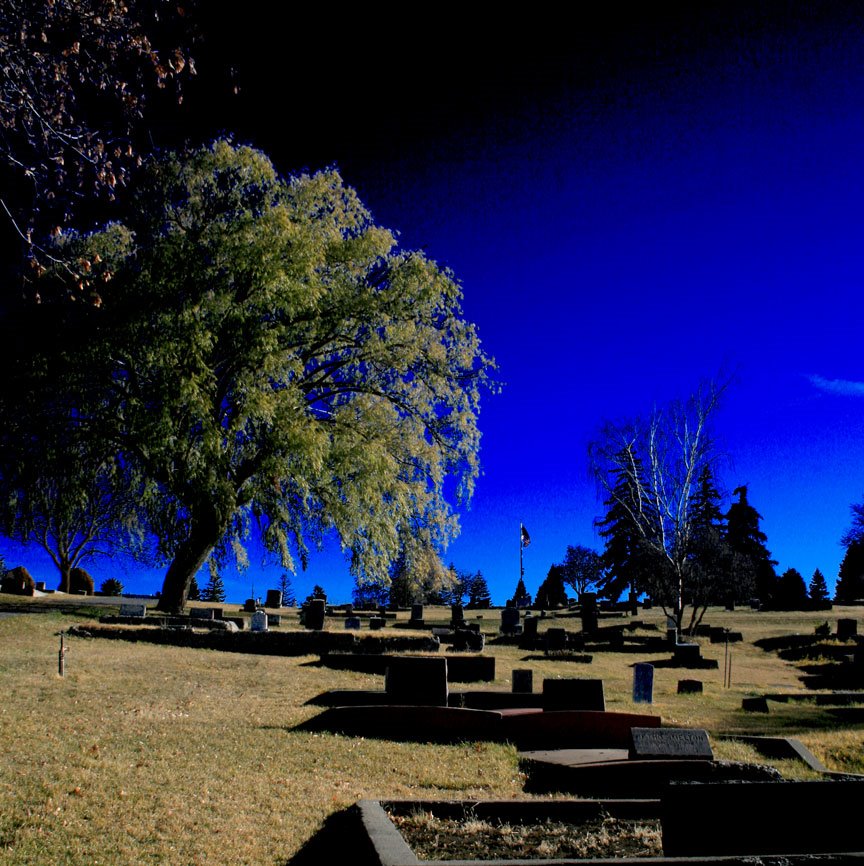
[3,596,864,864]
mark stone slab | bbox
[385,656,448,706]
[629,726,713,760]
[542,677,605,711]
[119,603,146,618]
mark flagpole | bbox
[519,523,523,579]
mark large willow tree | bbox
[58,140,495,612]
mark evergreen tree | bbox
[595,452,650,602]
[836,541,864,603]
[535,564,568,610]
[725,485,777,604]
[187,575,201,601]
[200,569,226,603]
[352,580,389,608]
[278,573,297,607]
[808,568,830,603]
[775,568,809,610]
[303,584,327,606]
[682,466,740,631]
[99,578,124,596]
[464,570,492,609]
[509,576,532,608]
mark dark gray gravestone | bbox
[265,589,282,609]
[725,600,735,611]
[545,627,567,652]
[674,643,701,664]
[629,726,713,760]
[666,628,678,647]
[385,657,448,706]
[305,598,326,631]
[119,603,146,618]
[35,581,46,591]
[500,607,520,634]
[243,598,257,613]
[344,617,361,630]
[579,592,598,633]
[410,603,424,624]
[266,614,281,627]
[677,679,703,694]
[837,618,858,640]
[369,616,384,630]
[522,616,539,638]
[210,607,223,619]
[741,696,769,713]
[642,598,653,610]
[632,663,654,704]
[451,604,464,625]
[190,607,214,620]
[750,597,761,610]
[452,629,485,652]
[512,669,533,694]
[542,678,605,711]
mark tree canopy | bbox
[41,140,494,612]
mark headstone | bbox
[119,603,146,618]
[410,603,424,623]
[190,607,215,620]
[265,589,283,609]
[678,679,703,694]
[305,598,326,631]
[210,608,223,619]
[666,628,678,647]
[344,604,353,615]
[837,618,858,640]
[629,726,713,760]
[451,604,464,625]
[545,627,567,652]
[243,598,257,613]
[522,616,539,638]
[628,590,639,615]
[741,696,769,713]
[385,657,448,706]
[674,643,701,664]
[344,617,361,630]
[579,592,598,633]
[632,663,654,704]
[369,616,384,630]
[250,610,269,632]
[666,615,678,630]
[266,614,281,627]
[512,669,533,694]
[542,677,605,711]
[453,629,485,651]
[35,581,46,592]
[642,598,653,610]
[725,600,735,611]
[750,597,761,610]
[500,607,520,634]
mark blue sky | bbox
[4,5,864,603]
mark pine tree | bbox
[200,570,226,603]
[465,570,492,609]
[808,568,830,604]
[836,541,864,603]
[775,568,809,610]
[278,573,297,606]
[535,565,568,610]
[595,453,650,602]
[509,576,532,608]
[725,485,777,604]
[188,575,201,601]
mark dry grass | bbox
[1,599,863,863]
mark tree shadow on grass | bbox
[285,805,377,866]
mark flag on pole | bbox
[520,524,531,547]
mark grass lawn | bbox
[1,597,862,864]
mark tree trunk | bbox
[156,510,228,614]
[58,557,71,593]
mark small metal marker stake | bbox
[723,634,732,689]
[58,634,68,677]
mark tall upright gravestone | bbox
[632,663,654,704]
[305,598,326,630]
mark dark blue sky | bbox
[5,4,864,602]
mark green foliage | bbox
[535,564,568,609]
[188,575,201,601]
[99,577,124,596]
[279,573,297,607]
[462,570,491,609]
[46,139,494,613]
[389,542,458,606]
[509,577,531,608]
[560,544,605,596]
[725,485,777,603]
[775,568,808,610]
[836,540,864,603]
[200,569,226,603]
[352,579,389,608]
[808,569,829,604]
